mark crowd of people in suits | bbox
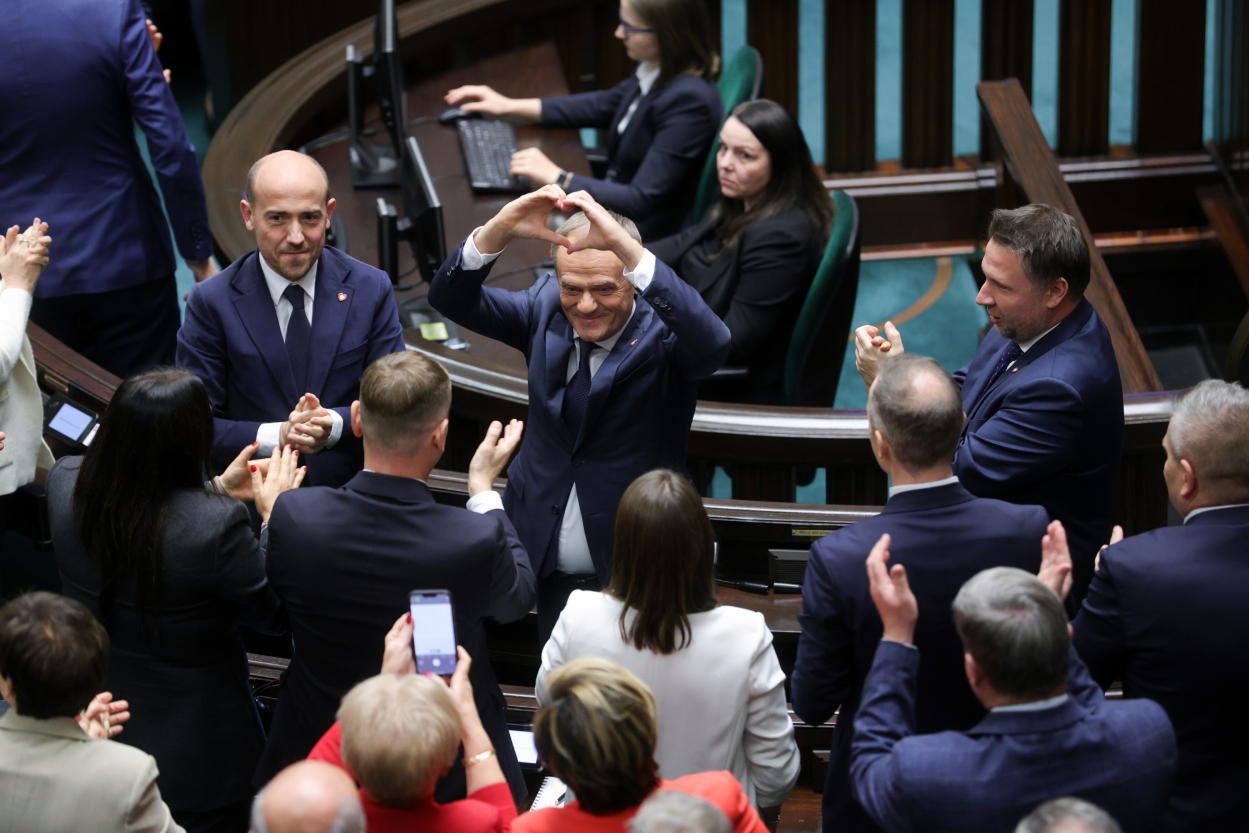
[2,1,1248,833]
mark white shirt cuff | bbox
[462,227,504,271]
[326,409,344,448]
[623,249,656,293]
[256,422,282,456]
[466,490,505,514]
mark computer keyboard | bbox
[456,118,530,193]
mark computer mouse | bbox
[437,107,474,125]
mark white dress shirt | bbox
[1183,503,1249,524]
[462,230,656,574]
[887,475,961,500]
[254,257,343,455]
[617,61,660,134]
[538,590,801,807]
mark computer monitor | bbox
[347,0,405,188]
[398,134,446,284]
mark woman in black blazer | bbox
[445,0,720,239]
[650,99,834,404]
[47,368,305,833]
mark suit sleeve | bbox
[721,221,815,364]
[742,619,801,807]
[540,82,630,130]
[125,758,186,833]
[213,497,285,636]
[176,287,264,453]
[850,641,920,833]
[1072,550,1130,688]
[791,545,856,725]
[0,286,31,383]
[534,594,577,705]
[639,258,731,379]
[484,508,536,624]
[953,376,1083,494]
[427,245,537,354]
[118,0,211,264]
[326,277,406,448]
[565,85,719,222]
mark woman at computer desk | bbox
[444,0,720,240]
[649,99,832,405]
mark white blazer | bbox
[537,590,800,807]
[0,284,53,496]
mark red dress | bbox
[308,721,517,833]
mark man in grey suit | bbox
[0,592,183,832]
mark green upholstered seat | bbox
[782,190,862,406]
[690,46,764,223]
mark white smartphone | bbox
[408,589,458,675]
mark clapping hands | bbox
[865,533,919,645]
[280,393,335,454]
[77,691,130,740]
[854,321,904,389]
[467,419,524,497]
[0,219,52,294]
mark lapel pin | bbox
[1010,366,1020,373]
[337,292,348,302]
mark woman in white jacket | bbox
[0,218,53,498]
[536,469,800,813]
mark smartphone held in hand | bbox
[408,589,458,675]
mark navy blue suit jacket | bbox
[176,247,405,487]
[257,472,536,801]
[791,483,1047,833]
[0,0,211,297]
[852,642,1176,833]
[1074,505,1249,833]
[428,245,730,582]
[541,74,721,240]
[953,299,1123,607]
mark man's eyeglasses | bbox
[618,16,655,35]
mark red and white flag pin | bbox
[337,292,348,302]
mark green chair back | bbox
[782,190,862,406]
[690,46,764,223]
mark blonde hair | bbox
[337,674,460,806]
[534,658,660,814]
[358,352,451,453]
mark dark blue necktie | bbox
[562,339,596,439]
[986,341,1023,390]
[283,283,310,392]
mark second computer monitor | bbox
[400,135,446,284]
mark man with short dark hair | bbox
[257,351,535,802]
[177,149,406,487]
[0,592,183,832]
[1074,379,1249,833]
[850,536,1175,833]
[792,354,1050,833]
[1016,798,1124,833]
[855,204,1124,607]
[429,185,729,638]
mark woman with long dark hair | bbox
[445,0,720,240]
[536,470,799,814]
[651,99,834,403]
[47,367,304,833]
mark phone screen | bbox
[408,590,457,675]
[48,402,93,442]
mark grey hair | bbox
[1015,797,1124,833]
[628,790,733,833]
[1168,379,1249,498]
[867,353,964,470]
[555,210,642,246]
[952,567,1068,700]
[988,204,1090,296]
[249,787,366,833]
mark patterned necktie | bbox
[986,341,1023,390]
[283,283,311,393]
[562,339,597,439]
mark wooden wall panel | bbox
[824,0,877,172]
[1136,0,1207,153]
[902,0,955,168]
[1058,0,1112,156]
[980,0,1034,160]
[748,0,800,116]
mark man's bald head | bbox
[245,150,331,206]
[250,761,364,833]
[867,353,964,471]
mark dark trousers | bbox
[30,275,181,379]
[537,571,601,646]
